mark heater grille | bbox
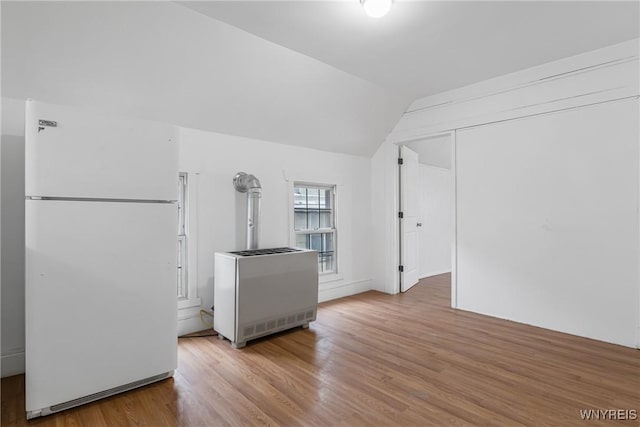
[229,247,301,257]
[239,307,317,341]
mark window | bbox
[293,184,336,274]
[177,172,188,299]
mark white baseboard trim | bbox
[318,279,372,303]
[177,310,211,337]
[419,270,451,280]
[1,350,25,378]
[457,304,639,349]
[178,314,209,337]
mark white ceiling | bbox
[405,135,451,169]
[1,1,408,156]
[2,1,638,157]
[181,1,640,99]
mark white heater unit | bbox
[214,248,318,348]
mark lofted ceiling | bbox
[2,1,638,157]
[181,1,640,100]
[405,135,451,169]
[1,1,408,156]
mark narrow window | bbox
[293,183,337,274]
[177,172,188,299]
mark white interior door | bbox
[400,145,420,292]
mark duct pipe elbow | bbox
[233,172,262,192]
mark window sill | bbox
[319,273,343,285]
[178,297,202,310]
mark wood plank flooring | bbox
[2,274,639,426]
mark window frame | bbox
[291,181,339,277]
[177,171,201,310]
[177,172,189,299]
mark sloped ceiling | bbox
[405,136,451,169]
[182,1,640,100]
[2,1,638,156]
[1,1,408,156]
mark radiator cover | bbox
[214,248,318,348]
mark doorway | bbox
[398,133,454,297]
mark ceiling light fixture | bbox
[361,0,393,18]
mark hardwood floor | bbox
[2,274,639,426]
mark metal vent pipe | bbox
[233,172,262,250]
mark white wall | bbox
[0,114,2,381]
[0,98,375,375]
[370,142,397,294]
[418,165,452,279]
[177,127,374,333]
[1,98,26,377]
[457,99,639,347]
[373,39,640,348]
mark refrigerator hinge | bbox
[398,265,404,272]
[398,211,404,219]
[398,158,403,165]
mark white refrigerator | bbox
[24,100,178,419]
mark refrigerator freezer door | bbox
[25,100,178,201]
[25,199,178,413]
